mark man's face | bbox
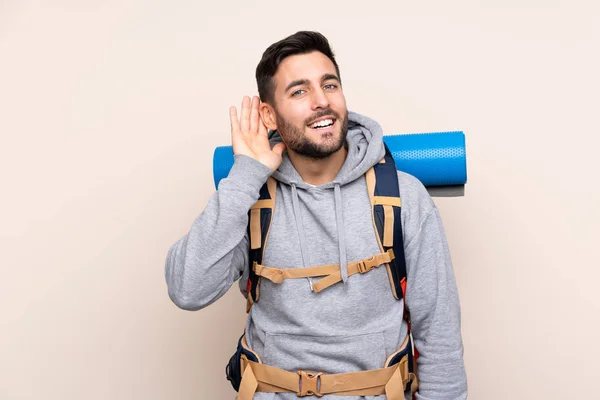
[270,51,348,159]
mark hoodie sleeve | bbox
[402,179,468,399]
[164,155,273,310]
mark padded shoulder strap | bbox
[246,177,277,311]
[367,146,420,380]
[366,144,408,302]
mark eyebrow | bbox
[284,73,341,93]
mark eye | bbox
[324,83,338,90]
[292,89,306,97]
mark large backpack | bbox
[238,144,419,391]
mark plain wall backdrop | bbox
[1,1,599,399]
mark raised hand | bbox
[229,96,286,172]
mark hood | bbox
[266,110,386,285]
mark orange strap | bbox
[253,249,395,292]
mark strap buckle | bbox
[357,256,377,273]
[297,370,323,397]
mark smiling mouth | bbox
[308,118,336,130]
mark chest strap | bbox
[253,249,395,293]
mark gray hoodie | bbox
[165,111,467,399]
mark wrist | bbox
[220,154,273,193]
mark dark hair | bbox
[255,31,341,104]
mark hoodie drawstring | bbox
[290,183,310,268]
[290,184,314,290]
[334,183,348,283]
[290,182,349,290]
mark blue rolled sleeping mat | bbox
[213,131,467,197]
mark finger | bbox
[229,106,241,136]
[249,96,259,134]
[240,96,251,133]
[272,142,286,157]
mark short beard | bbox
[276,109,349,159]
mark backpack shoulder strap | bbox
[366,144,408,302]
[246,177,277,312]
[367,146,420,383]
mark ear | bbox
[259,102,277,131]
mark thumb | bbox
[272,142,286,157]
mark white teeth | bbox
[310,119,334,128]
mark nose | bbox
[311,88,330,110]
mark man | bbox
[165,31,467,399]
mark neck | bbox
[287,145,348,186]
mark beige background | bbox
[1,1,599,399]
